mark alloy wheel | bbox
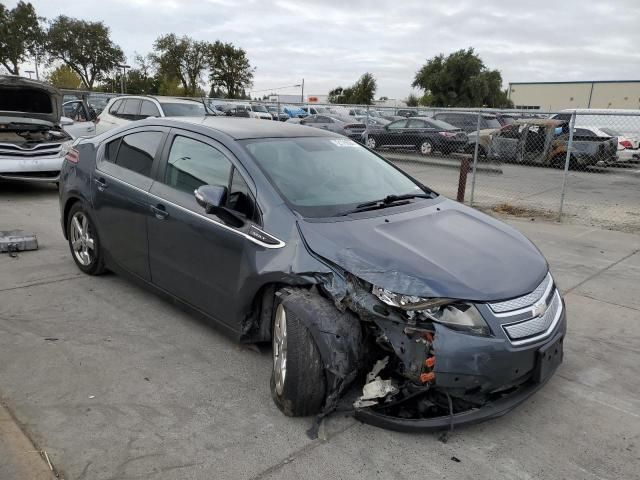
[420,141,433,155]
[273,304,288,396]
[70,211,95,267]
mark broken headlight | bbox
[372,285,490,336]
[372,285,452,310]
[422,303,490,336]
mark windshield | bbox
[252,105,269,113]
[160,102,206,116]
[243,137,430,217]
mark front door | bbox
[147,130,261,327]
[92,128,167,280]
[381,119,408,147]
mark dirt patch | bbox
[486,203,558,220]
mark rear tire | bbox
[66,203,106,275]
[270,293,326,417]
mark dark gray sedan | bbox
[294,114,366,140]
[58,117,565,432]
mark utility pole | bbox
[118,64,130,94]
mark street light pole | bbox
[301,78,304,103]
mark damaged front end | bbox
[325,274,566,432]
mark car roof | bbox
[142,116,341,139]
[513,118,564,126]
[105,95,202,105]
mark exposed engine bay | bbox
[0,123,70,144]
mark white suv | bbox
[96,96,207,134]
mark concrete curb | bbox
[0,402,57,480]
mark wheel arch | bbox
[62,196,82,239]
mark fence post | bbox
[365,105,370,145]
[469,111,482,206]
[558,111,576,221]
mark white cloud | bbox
[8,0,640,99]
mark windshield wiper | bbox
[336,192,434,216]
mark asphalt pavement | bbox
[0,181,639,480]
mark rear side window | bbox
[140,100,160,118]
[109,99,122,115]
[121,99,141,118]
[115,131,163,177]
[165,135,232,194]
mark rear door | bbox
[146,129,262,327]
[92,128,168,280]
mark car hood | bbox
[0,75,63,125]
[298,199,548,302]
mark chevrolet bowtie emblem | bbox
[531,298,548,318]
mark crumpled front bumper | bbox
[354,307,566,432]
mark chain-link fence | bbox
[72,89,639,233]
[212,100,637,233]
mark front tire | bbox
[67,203,105,275]
[270,297,326,417]
[419,140,434,156]
[365,137,377,150]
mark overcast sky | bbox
[10,0,640,99]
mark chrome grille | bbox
[0,142,62,158]
[489,273,552,313]
[503,290,561,341]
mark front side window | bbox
[165,136,231,194]
[228,168,257,220]
[244,137,428,217]
[387,119,408,130]
[114,131,163,176]
[407,119,427,128]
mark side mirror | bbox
[60,116,74,126]
[194,185,244,227]
[195,185,227,213]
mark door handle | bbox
[94,177,108,191]
[150,203,169,220]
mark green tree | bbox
[328,73,377,104]
[405,93,419,107]
[151,34,208,97]
[46,64,82,89]
[0,1,43,75]
[412,48,512,108]
[46,16,124,89]
[208,41,254,99]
